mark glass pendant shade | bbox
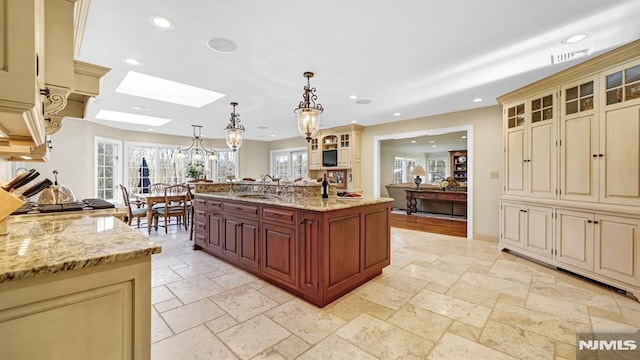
[295,107,321,141]
[294,72,324,142]
[224,102,245,152]
[175,125,217,165]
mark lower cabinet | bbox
[501,200,640,296]
[500,202,553,258]
[193,196,391,307]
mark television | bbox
[322,150,338,167]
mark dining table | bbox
[135,192,189,234]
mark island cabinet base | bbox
[0,256,152,360]
[194,196,391,307]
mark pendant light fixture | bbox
[224,102,245,152]
[175,125,217,162]
[294,71,324,142]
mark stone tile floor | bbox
[144,227,640,359]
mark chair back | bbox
[164,184,189,198]
[119,184,131,207]
[149,183,169,194]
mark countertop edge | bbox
[195,192,393,211]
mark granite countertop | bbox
[0,213,162,284]
[196,192,393,212]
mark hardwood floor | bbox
[390,212,467,238]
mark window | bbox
[125,142,180,193]
[271,148,307,179]
[210,149,239,182]
[95,137,121,201]
[394,157,419,184]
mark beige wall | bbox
[267,137,307,151]
[379,147,426,195]
[362,105,503,238]
[20,119,270,200]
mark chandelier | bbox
[224,102,245,152]
[175,125,217,163]
[294,71,324,142]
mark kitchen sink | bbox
[236,193,277,200]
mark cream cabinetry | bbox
[307,124,363,192]
[500,202,553,258]
[504,90,557,198]
[0,0,47,146]
[499,40,640,298]
[0,0,109,161]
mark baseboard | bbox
[472,233,498,243]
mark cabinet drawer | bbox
[194,208,207,221]
[222,201,259,217]
[207,200,222,213]
[262,206,296,226]
[194,197,207,208]
[194,220,207,234]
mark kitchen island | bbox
[0,213,161,360]
[193,192,392,307]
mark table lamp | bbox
[410,165,427,190]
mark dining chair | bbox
[119,184,155,228]
[155,184,189,233]
[148,182,169,210]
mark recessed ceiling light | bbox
[393,112,401,116]
[448,148,452,151]
[116,71,225,108]
[410,140,416,144]
[147,128,154,131]
[355,99,372,105]
[431,145,437,148]
[562,34,588,44]
[96,109,172,126]
[270,134,276,137]
[132,105,149,111]
[123,58,143,66]
[207,38,237,53]
[473,98,483,103]
[351,120,358,124]
[429,140,436,144]
[148,15,175,30]
[257,126,268,130]
[349,95,358,100]
[461,135,467,139]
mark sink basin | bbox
[236,193,276,200]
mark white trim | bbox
[373,124,474,239]
[270,146,307,177]
[94,136,122,201]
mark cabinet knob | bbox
[598,154,604,157]
[592,154,598,158]
[594,220,599,224]
[587,220,593,223]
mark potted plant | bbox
[187,163,205,181]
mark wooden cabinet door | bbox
[528,119,556,198]
[556,209,594,271]
[298,212,320,297]
[207,213,222,255]
[599,103,640,206]
[262,223,297,289]
[560,114,599,202]
[594,214,640,285]
[501,202,523,248]
[222,217,240,262]
[523,205,553,258]
[238,219,260,272]
[505,127,526,195]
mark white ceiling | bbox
[78,0,640,142]
[381,131,467,154]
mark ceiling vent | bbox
[551,48,590,64]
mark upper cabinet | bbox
[0,0,109,161]
[503,89,557,198]
[307,124,363,192]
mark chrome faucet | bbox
[261,175,281,195]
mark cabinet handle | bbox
[594,221,599,224]
[587,220,593,223]
[522,210,527,213]
[235,207,243,211]
[598,154,604,157]
[592,154,598,158]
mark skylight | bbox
[116,71,226,108]
[95,110,172,126]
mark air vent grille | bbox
[551,49,589,64]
